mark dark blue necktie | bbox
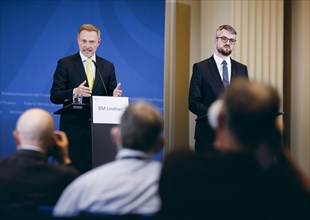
[222,60,229,87]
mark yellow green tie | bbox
[86,58,94,91]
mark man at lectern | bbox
[50,24,122,173]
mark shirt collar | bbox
[18,144,45,154]
[79,51,96,63]
[116,148,151,160]
[213,53,231,66]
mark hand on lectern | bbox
[113,83,122,97]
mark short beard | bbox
[216,45,232,56]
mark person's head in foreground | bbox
[111,100,164,154]
[209,78,282,154]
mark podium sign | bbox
[92,96,129,124]
[91,96,129,168]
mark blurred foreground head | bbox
[113,100,164,153]
[211,79,281,152]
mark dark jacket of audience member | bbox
[158,149,310,220]
[158,79,310,220]
[0,108,79,206]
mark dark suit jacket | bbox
[0,149,79,206]
[158,149,310,220]
[50,52,117,104]
[188,56,248,152]
[50,53,117,173]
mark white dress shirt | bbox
[213,54,231,84]
[79,51,96,79]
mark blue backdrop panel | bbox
[0,0,165,158]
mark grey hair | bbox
[216,25,237,37]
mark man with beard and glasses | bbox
[189,25,249,154]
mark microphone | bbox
[92,60,108,95]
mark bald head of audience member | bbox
[112,100,164,153]
[212,79,282,152]
[13,108,55,153]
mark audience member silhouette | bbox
[158,79,310,220]
[53,100,164,217]
[0,108,79,207]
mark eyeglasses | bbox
[216,36,236,44]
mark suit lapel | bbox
[72,53,88,85]
[92,56,104,92]
[230,59,239,81]
[208,56,224,89]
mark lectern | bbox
[91,96,128,168]
[54,96,128,169]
